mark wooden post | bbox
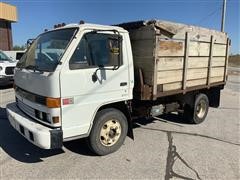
[182,32,189,91]
[223,38,229,82]
[207,36,214,87]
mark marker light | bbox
[52,116,60,124]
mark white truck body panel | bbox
[14,69,61,97]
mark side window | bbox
[69,32,122,70]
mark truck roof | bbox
[50,22,128,33]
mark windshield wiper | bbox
[25,65,43,73]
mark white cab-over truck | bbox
[6,20,229,155]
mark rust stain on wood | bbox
[159,41,183,52]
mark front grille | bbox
[16,98,50,124]
[5,67,15,75]
[17,99,36,118]
[15,87,46,105]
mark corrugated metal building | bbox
[0,2,18,50]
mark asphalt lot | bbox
[0,68,239,179]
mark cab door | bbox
[60,30,131,138]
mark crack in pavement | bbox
[165,132,201,180]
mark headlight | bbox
[0,66,2,71]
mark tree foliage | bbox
[12,45,26,50]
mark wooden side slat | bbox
[211,67,225,77]
[157,57,183,71]
[157,57,226,71]
[161,76,224,91]
[213,44,226,56]
[157,39,185,56]
[189,42,210,56]
[157,70,183,84]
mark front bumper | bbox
[0,75,13,85]
[6,102,63,149]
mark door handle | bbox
[120,82,127,86]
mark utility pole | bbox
[221,0,227,32]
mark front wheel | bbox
[88,108,128,156]
[183,93,209,124]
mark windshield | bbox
[17,28,77,72]
[0,51,11,61]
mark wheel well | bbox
[97,101,134,139]
[98,101,131,121]
[178,86,222,108]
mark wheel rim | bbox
[196,99,207,119]
[100,119,121,146]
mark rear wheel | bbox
[88,108,128,156]
[183,93,209,124]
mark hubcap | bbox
[100,119,121,146]
[196,99,207,119]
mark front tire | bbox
[88,108,128,156]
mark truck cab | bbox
[6,23,134,155]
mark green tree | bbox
[12,45,26,50]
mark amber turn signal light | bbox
[46,97,61,108]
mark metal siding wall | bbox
[0,20,13,50]
[0,2,18,22]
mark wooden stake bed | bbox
[118,20,229,100]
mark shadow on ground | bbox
[0,106,96,164]
[0,84,13,90]
[1,106,239,166]
[0,107,64,164]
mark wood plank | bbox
[157,57,183,71]
[157,68,210,84]
[211,76,224,83]
[161,76,224,91]
[211,67,225,77]
[157,57,226,71]
[189,42,210,56]
[187,78,207,87]
[157,70,183,84]
[162,82,182,91]
[157,39,185,56]
[154,20,227,44]
[187,68,208,80]
[213,44,226,56]
[188,57,208,68]
[212,57,225,67]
